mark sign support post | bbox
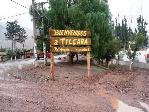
[50,52,54,80]
[87,51,91,79]
[50,36,54,81]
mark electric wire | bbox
[10,0,50,21]
[0,0,49,23]
[0,12,28,21]
[10,0,29,9]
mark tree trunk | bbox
[70,55,73,64]
[106,57,111,69]
[76,53,78,62]
[129,61,133,71]
[117,54,120,65]
[14,41,16,49]
[23,43,24,50]
[12,39,14,52]
[22,43,24,59]
[108,61,110,69]
[68,52,74,64]
[11,39,14,60]
[106,58,109,67]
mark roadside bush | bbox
[14,49,23,58]
[6,49,14,59]
[0,48,6,52]
[6,49,23,59]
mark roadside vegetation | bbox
[1,0,148,70]
[31,0,148,70]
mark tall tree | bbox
[136,15,148,46]
[48,0,118,64]
[127,33,145,70]
[16,27,27,49]
[114,17,130,49]
[29,3,50,51]
[4,20,27,51]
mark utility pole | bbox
[40,2,48,65]
[32,0,38,66]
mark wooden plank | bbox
[51,46,91,52]
[50,36,55,81]
[49,29,91,37]
[87,52,91,79]
[50,52,54,80]
[51,37,91,46]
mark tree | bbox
[48,0,68,29]
[113,15,149,70]
[29,3,50,51]
[37,39,50,52]
[104,38,122,67]
[16,27,27,49]
[136,15,148,47]
[127,33,145,70]
[4,20,27,51]
[47,0,116,64]
[114,17,130,50]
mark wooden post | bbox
[50,35,54,81]
[50,52,54,80]
[87,52,91,79]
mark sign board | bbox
[49,29,92,80]
[49,29,91,37]
[51,37,91,46]
[51,46,91,52]
[50,29,92,53]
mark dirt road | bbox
[0,60,149,112]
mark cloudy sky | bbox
[0,0,48,29]
[0,0,149,31]
[109,0,149,31]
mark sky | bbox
[0,0,48,30]
[109,0,149,31]
[0,0,149,31]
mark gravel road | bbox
[0,59,149,112]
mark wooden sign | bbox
[49,29,91,37]
[49,29,92,80]
[51,46,91,52]
[51,37,91,46]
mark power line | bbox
[0,6,49,22]
[1,0,50,23]
[10,0,29,9]
[10,0,46,19]
[10,0,50,21]
[0,12,27,21]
